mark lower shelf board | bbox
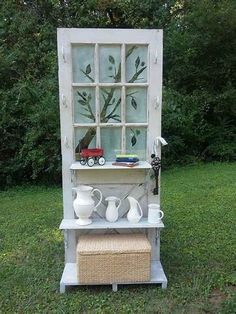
[60,261,167,292]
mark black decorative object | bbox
[151,154,161,195]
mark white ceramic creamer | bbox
[127,196,143,223]
[148,203,164,224]
[105,196,121,222]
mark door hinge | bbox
[64,136,70,149]
[62,46,66,63]
[154,49,158,64]
[62,94,67,108]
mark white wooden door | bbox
[57,29,163,262]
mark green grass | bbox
[0,163,235,313]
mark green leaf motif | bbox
[126,46,137,59]
[85,64,91,74]
[136,129,141,135]
[135,56,140,69]
[110,114,121,122]
[109,55,115,64]
[78,99,86,106]
[80,113,93,120]
[131,135,137,146]
[131,98,137,109]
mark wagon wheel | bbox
[87,157,95,167]
[80,158,86,165]
[98,156,106,166]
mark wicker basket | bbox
[76,233,151,284]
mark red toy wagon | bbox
[80,148,106,167]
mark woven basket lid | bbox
[77,233,151,255]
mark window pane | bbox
[100,88,121,123]
[126,45,148,83]
[126,87,147,123]
[101,128,121,161]
[126,127,147,160]
[73,87,96,123]
[99,45,121,83]
[74,127,96,159]
[72,45,95,83]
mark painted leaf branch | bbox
[77,91,95,122]
[75,127,96,153]
[128,66,147,83]
[130,128,141,147]
[76,47,144,154]
[108,54,120,81]
[80,63,94,82]
[126,46,146,83]
[126,90,138,110]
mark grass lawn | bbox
[0,162,235,313]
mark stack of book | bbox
[112,154,139,167]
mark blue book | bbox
[116,157,139,163]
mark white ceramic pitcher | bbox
[127,196,143,223]
[73,185,102,225]
[105,196,121,222]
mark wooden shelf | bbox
[60,261,167,292]
[70,161,152,170]
[59,218,164,230]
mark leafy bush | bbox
[162,87,236,167]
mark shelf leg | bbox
[112,283,118,292]
[60,283,66,293]
[161,281,167,289]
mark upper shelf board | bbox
[59,218,164,230]
[70,161,152,170]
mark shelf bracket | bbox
[64,230,69,249]
[155,228,160,246]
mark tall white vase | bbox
[73,185,102,225]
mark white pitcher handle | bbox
[137,202,143,218]
[92,188,103,210]
[116,198,121,210]
[159,210,164,220]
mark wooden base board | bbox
[60,261,167,293]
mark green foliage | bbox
[162,87,236,167]
[163,0,236,166]
[0,0,235,186]
[0,163,235,312]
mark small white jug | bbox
[148,203,164,224]
[105,196,121,222]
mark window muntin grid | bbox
[72,43,149,161]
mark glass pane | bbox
[74,127,97,160]
[126,87,147,123]
[100,88,121,123]
[126,127,147,160]
[126,45,148,83]
[101,128,121,161]
[99,45,121,83]
[73,87,96,124]
[72,45,95,83]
